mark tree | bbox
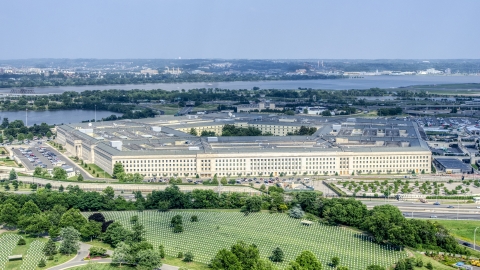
[269,247,284,262]
[2,204,19,228]
[43,239,58,256]
[112,242,130,266]
[288,205,305,219]
[103,186,114,200]
[130,215,139,224]
[59,185,64,192]
[241,196,262,213]
[230,241,259,269]
[331,256,340,267]
[52,167,68,180]
[77,174,84,181]
[18,238,26,245]
[59,208,87,231]
[366,266,385,270]
[89,246,106,257]
[88,213,106,223]
[102,221,130,247]
[190,215,198,222]
[426,262,433,270]
[173,224,184,233]
[38,258,46,268]
[46,131,52,138]
[158,245,165,259]
[183,251,194,262]
[289,251,322,270]
[80,220,102,241]
[21,200,41,216]
[131,223,145,242]
[59,227,81,255]
[189,128,198,136]
[136,249,162,270]
[211,249,242,270]
[113,162,125,179]
[49,226,61,239]
[9,169,17,180]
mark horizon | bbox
[1,0,479,59]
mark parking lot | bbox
[12,143,88,178]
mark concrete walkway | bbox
[48,242,179,270]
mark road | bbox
[48,242,179,270]
[359,200,480,220]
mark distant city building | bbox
[236,102,278,112]
[141,68,159,75]
[164,67,182,75]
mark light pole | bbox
[94,105,97,123]
[25,108,28,127]
[475,227,479,251]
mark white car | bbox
[476,206,480,209]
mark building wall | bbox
[178,123,302,136]
[110,150,431,178]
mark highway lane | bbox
[403,212,480,220]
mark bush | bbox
[190,215,198,222]
[177,252,184,258]
[17,238,26,245]
[38,258,46,267]
[89,246,106,257]
[288,205,305,219]
[183,251,194,262]
[159,245,165,259]
[173,224,184,233]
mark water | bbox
[0,110,122,125]
[1,75,480,94]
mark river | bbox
[0,110,122,125]
[1,75,480,94]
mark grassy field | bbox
[151,104,181,115]
[0,232,74,270]
[85,163,113,179]
[410,250,458,270]
[69,262,134,270]
[88,210,407,269]
[433,220,480,246]
[191,104,218,112]
[0,158,18,167]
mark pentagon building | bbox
[55,114,432,178]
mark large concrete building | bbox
[55,114,432,178]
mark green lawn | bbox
[1,232,74,270]
[85,163,113,179]
[191,104,218,112]
[69,262,134,270]
[0,158,19,167]
[433,220,480,246]
[410,250,459,270]
[151,104,181,115]
[86,210,407,269]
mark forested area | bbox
[0,73,344,88]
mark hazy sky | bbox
[1,0,479,59]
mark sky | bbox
[0,0,479,59]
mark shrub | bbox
[38,258,46,267]
[89,246,106,257]
[190,215,198,222]
[288,205,305,219]
[173,224,184,233]
[17,238,26,245]
[159,245,165,259]
[177,252,183,258]
[183,251,194,262]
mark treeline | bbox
[0,73,344,88]
[377,107,403,116]
[0,118,52,142]
[311,198,469,255]
[287,126,317,136]
[221,124,266,136]
[0,184,467,256]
